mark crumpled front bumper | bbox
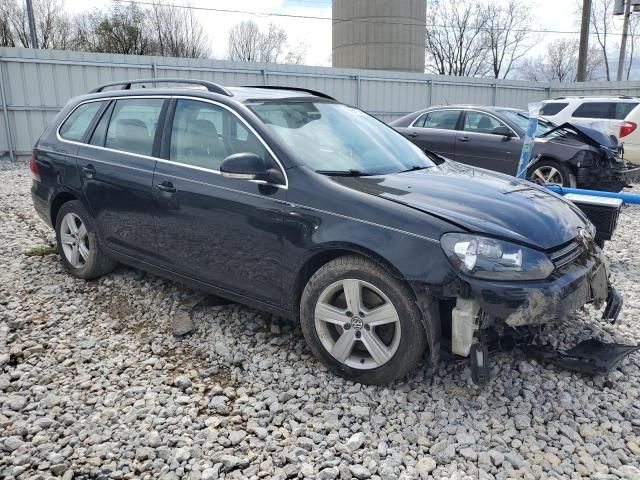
[461,247,617,328]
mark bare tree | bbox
[484,0,535,79]
[522,38,604,82]
[149,1,209,58]
[5,0,72,49]
[424,0,491,76]
[227,20,306,64]
[0,0,17,47]
[589,0,614,80]
[626,14,640,80]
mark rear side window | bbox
[105,99,164,156]
[421,110,460,130]
[614,102,639,120]
[572,102,613,119]
[59,102,104,142]
[540,102,568,116]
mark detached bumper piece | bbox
[603,286,623,323]
[522,339,639,375]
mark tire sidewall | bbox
[300,258,426,384]
[55,200,102,279]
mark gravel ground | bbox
[1,162,640,480]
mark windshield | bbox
[499,110,556,136]
[247,101,435,175]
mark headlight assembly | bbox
[441,233,554,281]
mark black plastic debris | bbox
[522,339,639,375]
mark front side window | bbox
[463,111,507,134]
[248,101,435,174]
[59,101,105,142]
[422,110,460,130]
[572,102,612,119]
[104,98,164,156]
[170,99,269,170]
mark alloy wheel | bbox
[314,279,401,369]
[531,166,564,186]
[59,213,90,269]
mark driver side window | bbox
[463,112,507,135]
[170,99,269,170]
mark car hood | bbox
[333,162,587,250]
[540,121,618,150]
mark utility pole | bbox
[577,0,592,81]
[26,0,38,49]
[617,0,632,80]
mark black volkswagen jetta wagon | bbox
[31,79,621,385]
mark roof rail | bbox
[89,78,232,96]
[241,85,336,100]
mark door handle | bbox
[156,181,177,193]
[82,164,96,177]
[407,132,419,138]
[457,136,470,142]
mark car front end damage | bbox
[412,229,632,385]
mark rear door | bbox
[400,109,461,158]
[454,110,522,174]
[151,98,286,306]
[75,96,167,261]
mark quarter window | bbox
[169,99,269,171]
[463,111,507,134]
[59,102,104,142]
[420,110,460,130]
[614,102,639,120]
[104,99,164,156]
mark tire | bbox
[55,200,116,279]
[300,255,427,384]
[528,159,576,187]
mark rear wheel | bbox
[528,159,576,187]
[55,200,116,279]
[300,255,427,384]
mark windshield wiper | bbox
[397,165,431,173]
[315,169,379,177]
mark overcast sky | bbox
[62,0,628,68]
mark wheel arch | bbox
[50,189,79,227]
[290,243,406,318]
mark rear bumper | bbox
[31,182,52,227]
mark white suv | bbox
[540,96,640,162]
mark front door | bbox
[152,98,286,306]
[454,110,522,174]
[401,109,460,159]
[75,97,166,261]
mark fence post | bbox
[492,83,498,106]
[356,75,361,107]
[427,79,433,106]
[262,69,268,86]
[0,56,15,163]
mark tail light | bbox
[620,121,637,138]
[29,152,41,181]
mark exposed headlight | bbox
[441,233,554,280]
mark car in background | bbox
[390,105,640,192]
[540,96,640,162]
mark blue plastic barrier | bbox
[546,185,640,205]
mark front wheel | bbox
[527,159,576,187]
[300,255,427,384]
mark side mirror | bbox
[220,152,285,185]
[491,126,515,137]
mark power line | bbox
[114,0,640,38]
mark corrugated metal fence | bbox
[3,46,640,161]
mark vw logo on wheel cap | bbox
[350,317,364,330]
